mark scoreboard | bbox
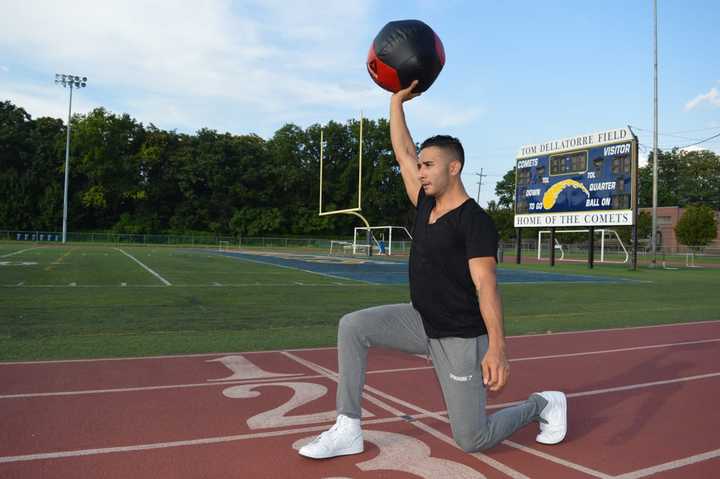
[514,127,638,228]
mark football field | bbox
[1,243,718,361]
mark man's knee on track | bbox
[453,427,493,453]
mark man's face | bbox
[417,146,459,197]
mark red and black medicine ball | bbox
[366,19,445,94]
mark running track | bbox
[1,320,719,478]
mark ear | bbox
[449,159,462,176]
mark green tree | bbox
[494,168,516,209]
[0,102,65,230]
[639,148,720,209]
[675,205,718,247]
[485,200,515,241]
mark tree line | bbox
[1,101,412,237]
[2,99,717,242]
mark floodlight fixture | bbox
[54,72,88,243]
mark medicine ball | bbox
[366,19,445,93]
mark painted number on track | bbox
[222,381,373,429]
[293,430,486,479]
[207,355,302,381]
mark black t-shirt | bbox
[409,188,499,338]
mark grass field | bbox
[1,242,719,361]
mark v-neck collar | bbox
[427,197,473,225]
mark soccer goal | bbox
[218,240,230,252]
[537,229,629,264]
[354,226,413,256]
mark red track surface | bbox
[1,320,719,478]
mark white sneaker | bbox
[535,391,567,445]
[298,415,363,459]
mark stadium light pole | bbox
[54,73,87,244]
[651,0,659,266]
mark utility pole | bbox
[474,169,487,204]
[651,0,659,266]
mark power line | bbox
[675,131,720,149]
[630,125,720,135]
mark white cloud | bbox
[0,82,96,120]
[408,99,485,130]
[684,86,720,111]
[0,0,379,135]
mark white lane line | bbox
[481,371,720,411]
[512,319,720,339]
[502,440,613,479]
[0,346,336,366]
[0,374,315,399]
[283,351,532,479]
[114,248,171,286]
[1,247,43,258]
[614,447,720,479]
[0,415,416,465]
[6,363,720,401]
[511,338,720,362]
[4,336,717,397]
[0,366,431,399]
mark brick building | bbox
[639,206,720,251]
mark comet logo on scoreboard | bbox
[542,179,590,210]
[514,127,638,228]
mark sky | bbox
[2,0,719,207]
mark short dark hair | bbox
[419,135,465,172]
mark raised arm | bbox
[390,80,422,206]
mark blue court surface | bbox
[217,250,638,285]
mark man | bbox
[299,81,567,459]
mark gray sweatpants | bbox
[336,303,546,452]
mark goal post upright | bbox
[318,112,373,255]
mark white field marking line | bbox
[0,414,423,465]
[218,252,380,285]
[500,280,651,285]
[0,247,44,258]
[0,283,371,288]
[282,351,532,479]
[510,305,715,321]
[614,447,720,479]
[0,365,433,399]
[114,248,171,286]
[3,321,719,366]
